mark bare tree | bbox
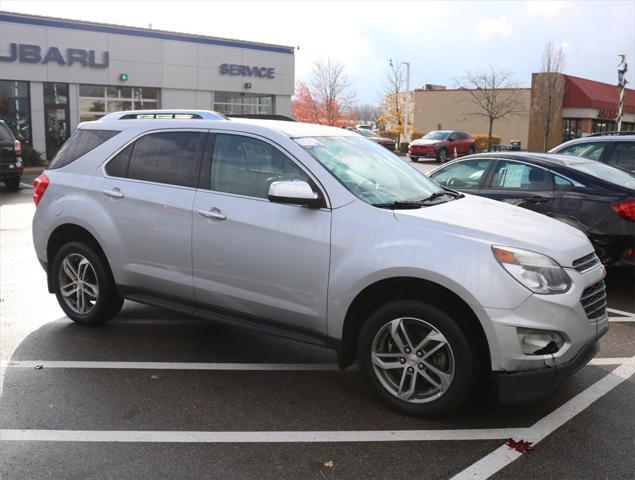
[535,41,566,151]
[378,59,406,133]
[458,67,526,151]
[352,103,381,124]
[310,59,356,126]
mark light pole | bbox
[401,61,411,149]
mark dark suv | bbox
[0,120,23,191]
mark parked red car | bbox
[409,130,475,163]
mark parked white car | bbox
[32,110,608,415]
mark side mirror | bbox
[268,180,322,207]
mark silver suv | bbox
[32,110,608,415]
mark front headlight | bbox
[492,246,571,294]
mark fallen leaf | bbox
[34,364,43,370]
[150,374,160,380]
[506,438,533,453]
[323,460,334,468]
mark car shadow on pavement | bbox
[1,305,614,433]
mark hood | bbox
[394,194,593,267]
[410,139,443,147]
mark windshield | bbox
[423,131,450,141]
[295,136,445,205]
[569,161,635,189]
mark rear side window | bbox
[48,129,120,169]
[607,142,635,172]
[105,144,133,178]
[0,123,14,142]
[557,142,607,161]
[490,161,553,190]
[127,131,203,187]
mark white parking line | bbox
[607,308,635,319]
[3,357,630,370]
[0,427,533,443]
[609,317,635,323]
[19,182,33,189]
[2,360,341,371]
[451,356,635,479]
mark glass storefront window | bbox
[562,118,581,142]
[43,83,70,160]
[213,91,274,115]
[592,119,616,134]
[79,84,160,120]
[0,79,32,145]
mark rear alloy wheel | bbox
[52,241,123,324]
[358,300,475,415]
[437,148,447,163]
[4,177,20,191]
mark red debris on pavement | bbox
[505,438,534,453]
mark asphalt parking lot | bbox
[1,169,634,479]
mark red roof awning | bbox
[563,75,635,116]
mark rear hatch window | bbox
[48,129,120,169]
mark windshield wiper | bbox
[418,190,464,202]
[372,200,428,209]
[372,190,464,209]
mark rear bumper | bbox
[0,165,23,178]
[493,333,604,404]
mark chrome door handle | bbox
[102,188,124,199]
[198,208,226,221]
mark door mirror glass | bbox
[268,180,321,207]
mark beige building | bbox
[412,87,531,147]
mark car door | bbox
[428,158,493,194]
[96,129,205,301]
[192,132,331,334]
[479,159,556,215]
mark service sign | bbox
[219,63,275,79]
[0,43,109,68]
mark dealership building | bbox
[411,75,634,151]
[0,11,295,160]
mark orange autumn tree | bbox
[291,59,356,127]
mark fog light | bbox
[517,328,565,355]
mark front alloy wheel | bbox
[372,318,454,403]
[357,300,475,415]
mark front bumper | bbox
[409,149,437,159]
[494,333,605,404]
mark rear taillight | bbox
[611,198,635,221]
[13,139,21,155]
[33,174,49,207]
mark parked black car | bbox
[549,133,635,174]
[428,152,635,266]
[0,120,23,191]
[349,128,396,151]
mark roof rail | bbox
[100,110,228,121]
[585,131,635,137]
[226,114,296,122]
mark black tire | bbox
[437,148,447,163]
[51,241,123,325]
[4,177,20,191]
[357,300,476,416]
[467,146,475,155]
[410,156,418,162]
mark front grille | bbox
[572,252,601,273]
[580,280,607,321]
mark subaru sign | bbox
[0,43,109,68]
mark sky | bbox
[1,0,633,104]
